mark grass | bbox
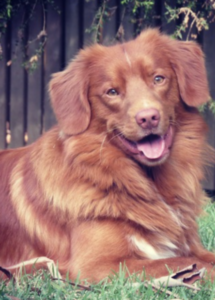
[1,202,215,300]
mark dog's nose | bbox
[135,108,160,129]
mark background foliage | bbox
[1,0,215,60]
[88,0,215,42]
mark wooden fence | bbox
[0,0,215,191]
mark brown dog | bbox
[0,29,214,282]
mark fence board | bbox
[101,0,122,45]
[83,0,97,46]
[203,23,215,191]
[27,4,44,145]
[65,0,79,63]
[122,4,134,41]
[103,0,118,44]
[9,12,25,148]
[0,35,6,149]
[44,2,62,132]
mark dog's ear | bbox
[169,40,210,107]
[49,51,91,135]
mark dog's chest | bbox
[127,198,190,260]
[129,235,178,260]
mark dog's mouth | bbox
[115,126,174,163]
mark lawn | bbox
[1,202,215,300]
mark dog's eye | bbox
[107,89,119,96]
[154,75,165,85]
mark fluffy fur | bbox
[0,29,215,282]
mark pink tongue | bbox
[136,136,165,159]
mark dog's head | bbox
[50,29,209,166]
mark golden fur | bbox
[0,29,215,282]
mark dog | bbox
[0,28,215,282]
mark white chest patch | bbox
[130,235,177,260]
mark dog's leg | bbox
[66,256,215,283]
[67,221,215,282]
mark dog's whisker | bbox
[108,130,124,143]
[99,134,108,162]
[99,130,124,161]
